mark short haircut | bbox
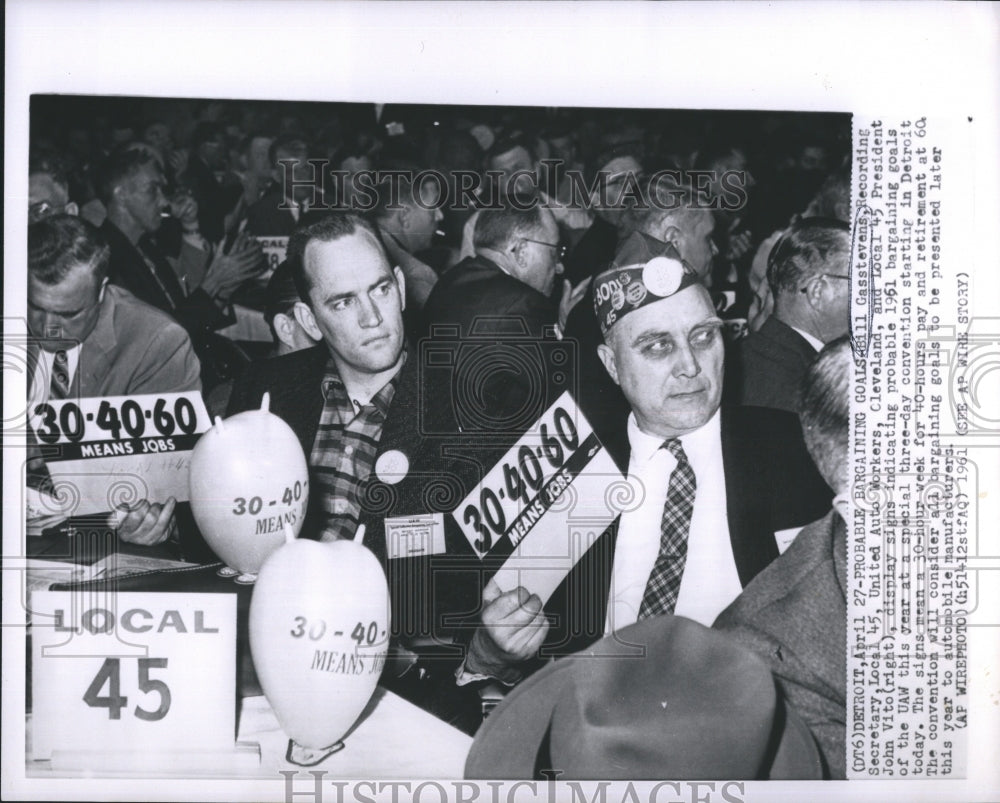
[97,145,159,205]
[621,173,700,238]
[473,206,546,253]
[369,170,435,221]
[287,212,383,302]
[269,133,308,166]
[263,260,302,325]
[486,133,535,168]
[766,217,850,298]
[798,336,851,491]
[29,214,110,286]
[587,142,644,187]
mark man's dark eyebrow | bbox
[368,276,393,292]
[630,317,723,347]
[323,290,356,305]
[631,330,674,347]
[322,276,393,306]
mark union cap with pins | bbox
[593,231,701,337]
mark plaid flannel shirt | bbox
[309,356,400,541]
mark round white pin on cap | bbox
[375,450,409,484]
[642,257,686,297]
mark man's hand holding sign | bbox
[455,392,625,684]
[466,582,550,682]
[27,392,211,545]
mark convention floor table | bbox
[23,516,474,779]
[27,687,472,778]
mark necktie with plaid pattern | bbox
[49,349,71,401]
[638,438,696,619]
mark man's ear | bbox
[66,201,80,217]
[393,265,407,312]
[397,205,411,231]
[293,300,323,341]
[97,277,109,304]
[597,342,620,386]
[272,313,296,350]
[803,274,826,310]
[661,225,682,250]
[511,238,527,267]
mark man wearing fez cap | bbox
[460,231,831,687]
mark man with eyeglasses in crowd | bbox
[733,217,851,413]
[423,206,577,437]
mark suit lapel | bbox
[275,346,328,458]
[721,406,779,587]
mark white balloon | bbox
[189,406,309,574]
[249,538,390,749]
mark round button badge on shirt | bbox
[375,450,409,485]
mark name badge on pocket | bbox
[384,513,446,559]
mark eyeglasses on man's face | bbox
[520,237,568,262]
[799,273,850,293]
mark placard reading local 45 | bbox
[28,392,211,517]
[30,591,236,760]
[455,391,627,605]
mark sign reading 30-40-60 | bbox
[28,392,211,516]
[454,392,626,605]
[31,591,236,760]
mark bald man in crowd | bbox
[734,217,850,412]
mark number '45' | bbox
[83,657,171,721]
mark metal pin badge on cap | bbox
[375,450,409,485]
[593,231,701,337]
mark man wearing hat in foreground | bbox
[465,615,823,779]
[461,231,832,686]
[715,337,852,778]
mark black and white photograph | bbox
[4,3,998,802]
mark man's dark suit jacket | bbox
[181,155,235,244]
[100,219,230,340]
[422,255,564,437]
[562,215,618,285]
[226,345,486,641]
[734,316,819,413]
[537,404,833,662]
[244,190,331,237]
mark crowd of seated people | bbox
[25,98,854,775]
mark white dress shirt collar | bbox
[626,407,723,468]
[789,324,825,352]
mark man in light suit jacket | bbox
[460,232,832,686]
[715,337,851,778]
[29,217,201,400]
[27,215,202,545]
